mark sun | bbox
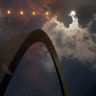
[70,11,76,16]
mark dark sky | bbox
[0,0,96,96]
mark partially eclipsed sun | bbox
[70,11,76,16]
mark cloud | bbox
[40,14,96,95]
[41,13,96,71]
[87,14,96,33]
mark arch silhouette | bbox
[0,29,69,96]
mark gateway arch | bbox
[0,29,69,96]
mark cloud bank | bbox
[41,13,96,71]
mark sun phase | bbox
[32,11,36,15]
[70,11,76,16]
[7,10,11,14]
[20,10,24,15]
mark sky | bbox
[0,0,96,96]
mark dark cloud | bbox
[57,0,96,27]
[62,58,96,96]
[0,4,47,44]
[89,20,96,33]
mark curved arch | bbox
[0,29,69,96]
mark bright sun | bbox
[70,11,76,16]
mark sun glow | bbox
[5,9,52,19]
[20,10,24,15]
[7,10,11,14]
[45,11,49,16]
[32,11,36,15]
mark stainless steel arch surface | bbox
[0,29,69,96]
